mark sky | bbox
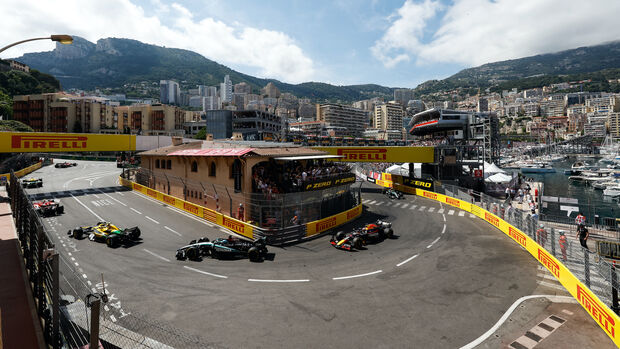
[1,0,620,88]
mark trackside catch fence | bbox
[8,170,214,348]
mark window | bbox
[167,159,171,169]
[209,161,216,177]
[199,192,203,200]
[155,159,160,168]
[191,161,198,172]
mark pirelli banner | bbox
[413,188,620,345]
[121,178,255,239]
[305,204,363,237]
[314,146,435,163]
[0,132,136,153]
[303,173,356,191]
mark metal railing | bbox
[8,170,213,348]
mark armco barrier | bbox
[306,205,363,237]
[120,177,362,245]
[0,162,43,183]
[375,172,619,345]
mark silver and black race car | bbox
[21,177,43,188]
[175,236,268,262]
[384,188,404,199]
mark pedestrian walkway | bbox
[0,186,44,349]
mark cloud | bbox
[0,0,314,83]
[371,0,442,68]
[373,0,620,68]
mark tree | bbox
[0,120,33,132]
[194,127,207,140]
[0,90,11,119]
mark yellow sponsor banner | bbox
[0,132,136,153]
[314,146,435,163]
[0,162,43,182]
[306,204,362,237]
[124,178,253,239]
[413,184,620,345]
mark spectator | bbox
[559,231,568,261]
[577,225,589,250]
[536,224,547,247]
[575,212,586,229]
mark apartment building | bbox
[607,113,620,138]
[160,80,180,104]
[316,103,367,137]
[13,93,114,133]
[374,102,404,139]
[541,99,565,117]
[13,93,186,135]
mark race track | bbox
[26,160,553,348]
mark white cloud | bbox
[0,0,314,83]
[371,0,442,68]
[373,0,620,68]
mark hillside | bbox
[415,41,620,96]
[15,37,395,102]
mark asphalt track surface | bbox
[26,160,554,348]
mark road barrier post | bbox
[89,298,101,348]
[52,253,60,348]
[612,265,619,315]
[550,228,556,256]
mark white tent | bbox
[485,172,513,183]
[385,163,421,177]
[484,162,505,175]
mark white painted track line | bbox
[183,266,228,279]
[164,226,182,237]
[248,279,310,283]
[427,237,441,249]
[145,216,160,224]
[448,210,455,215]
[143,248,171,262]
[396,254,419,267]
[333,270,382,280]
[459,295,576,349]
[441,224,446,234]
[458,211,465,217]
[99,190,127,207]
[71,194,105,221]
[437,208,445,214]
[428,207,435,212]
[130,207,142,215]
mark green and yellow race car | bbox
[67,221,141,248]
[21,177,43,188]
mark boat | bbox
[593,179,620,190]
[521,163,556,173]
[564,161,593,175]
[603,185,620,197]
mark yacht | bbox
[521,162,555,173]
[603,185,620,197]
[564,161,593,175]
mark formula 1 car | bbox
[55,161,77,168]
[33,199,64,216]
[384,188,404,200]
[67,222,141,248]
[330,220,394,251]
[21,177,43,188]
[175,236,268,262]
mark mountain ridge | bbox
[13,37,620,102]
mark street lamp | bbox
[0,35,73,55]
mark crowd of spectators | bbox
[252,160,352,196]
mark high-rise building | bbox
[160,80,180,105]
[317,103,367,137]
[220,75,233,103]
[234,82,252,94]
[374,102,404,139]
[394,89,415,105]
[261,82,280,99]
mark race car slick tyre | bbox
[129,228,141,240]
[335,231,346,240]
[176,250,186,260]
[211,249,219,259]
[57,206,64,214]
[385,228,394,238]
[352,237,363,250]
[248,247,260,262]
[186,248,199,261]
[106,237,117,248]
